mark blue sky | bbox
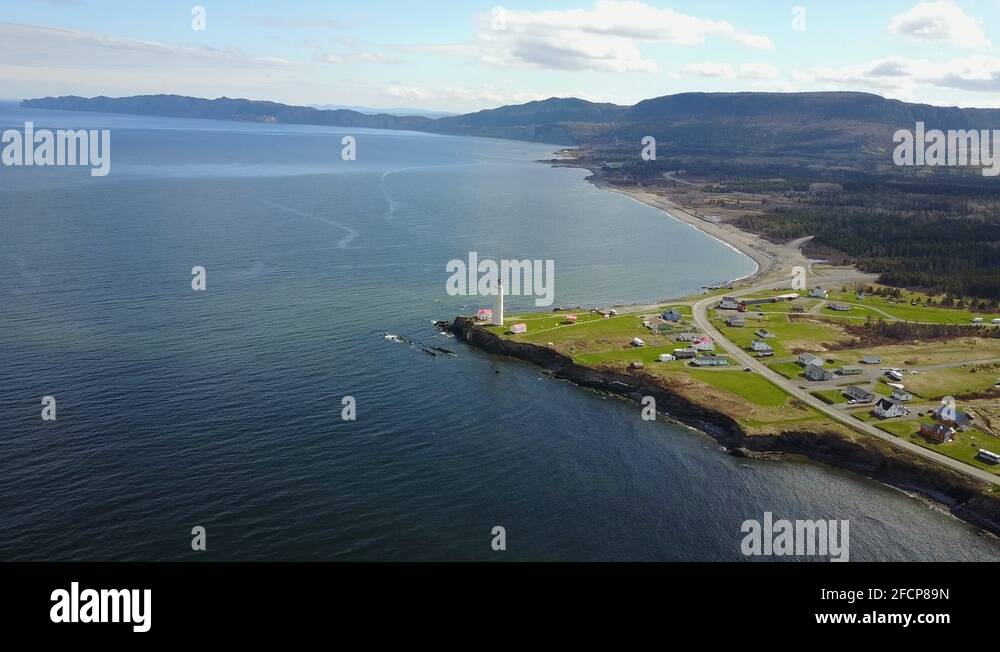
[4,0,1000,111]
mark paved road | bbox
[691,277,1000,487]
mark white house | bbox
[692,336,715,351]
[631,337,645,347]
[750,340,773,353]
[719,296,740,310]
[873,397,907,418]
[725,316,746,327]
[658,354,676,362]
[798,352,823,367]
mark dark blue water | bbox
[1,104,998,561]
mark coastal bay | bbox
[2,104,999,560]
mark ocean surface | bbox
[1,102,998,561]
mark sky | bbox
[4,0,1000,112]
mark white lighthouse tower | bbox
[492,277,504,326]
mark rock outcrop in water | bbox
[449,316,1000,538]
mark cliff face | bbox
[450,316,1000,538]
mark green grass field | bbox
[850,408,879,423]
[812,389,848,404]
[819,303,888,321]
[575,344,689,367]
[875,419,1000,475]
[686,369,788,406]
[653,304,693,317]
[887,367,999,400]
[493,312,650,348]
[713,313,849,357]
[769,361,805,379]
[748,299,821,314]
[838,337,1000,362]
[826,289,996,325]
[483,310,605,335]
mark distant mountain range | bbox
[22,94,434,131]
[309,104,458,119]
[21,92,1000,155]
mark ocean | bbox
[1,103,998,560]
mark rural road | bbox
[691,276,1000,487]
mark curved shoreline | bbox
[608,186,763,274]
[590,179,799,288]
[608,185,762,285]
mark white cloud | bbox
[423,1,774,73]
[322,51,400,64]
[800,54,1000,97]
[888,1,990,48]
[240,16,345,30]
[0,22,289,72]
[683,62,736,78]
[382,83,556,107]
[0,22,304,102]
[739,63,780,79]
[683,62,779,80]
[383,85,434,101]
